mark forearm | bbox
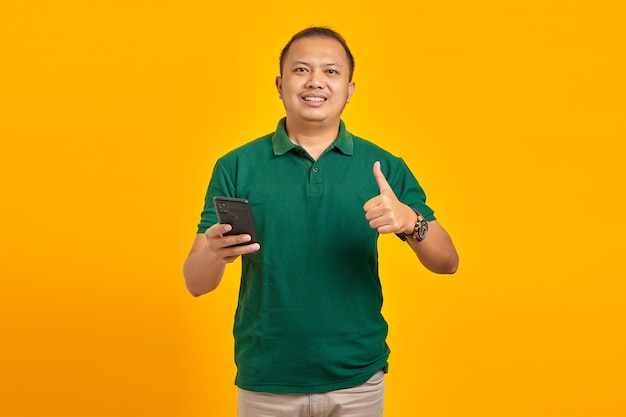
[407,220,458,274]
[183,249,227,296]
[183,226,261,296]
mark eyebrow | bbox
[292,61,342,67]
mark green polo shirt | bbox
[197,118,435,393]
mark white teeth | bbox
[304,97,325,102]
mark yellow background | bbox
[1,1,624,416]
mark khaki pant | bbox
[237,370,385,417]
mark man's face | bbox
[276,36,355,126]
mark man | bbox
[183,27,458,417]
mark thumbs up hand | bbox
[364,161,417,235]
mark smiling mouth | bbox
[303,97,326,102]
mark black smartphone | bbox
[213,196,259,245]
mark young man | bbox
[183,27,458,417]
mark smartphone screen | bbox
[213,196,259,245]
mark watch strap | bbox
[401,208,429,241]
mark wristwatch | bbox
[402,209,429,241]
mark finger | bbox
[223,241,261,258]
[220,232,252,249]
[241,242,261,253]
[363,194,379,212]
[205,224,240,248]
[219,224,233,236]
[373,161,391,194]
[206,223,232,238]
[222,242,261,263]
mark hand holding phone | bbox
[213,197,259,246]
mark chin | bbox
[301,109,340,122]
[300,114,327,123]
[288,110,326,123]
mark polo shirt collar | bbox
[271,118,354,156]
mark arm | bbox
[183,224,261,297]
[404,218,458,274]
[364,161,459,274]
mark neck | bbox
[284,118,340,151]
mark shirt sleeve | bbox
[391,157,436,221]
[388,158,436,241]
[196,159,236,234]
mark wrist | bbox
[401,209,418,235]
[401,208,429,241]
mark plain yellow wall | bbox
[1,1,625,416]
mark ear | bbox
[275,76,283,99]
[347,81,355,103]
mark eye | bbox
[326,69,338,74]
[294,67,308,73]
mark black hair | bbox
[279,27,355,81]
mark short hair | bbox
[279,27,355,81]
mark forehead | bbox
[284,36,349,65]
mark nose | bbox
[305,70,324,89]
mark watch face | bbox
[417,218,429,240]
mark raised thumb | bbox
[373,161,390,193]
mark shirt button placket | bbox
[309,164,323,195]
